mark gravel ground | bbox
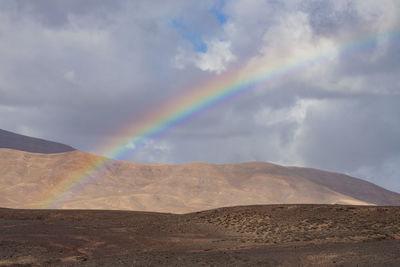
[1,204,400,266]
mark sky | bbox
[0,0,399,193]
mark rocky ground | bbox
[1,204,400,266]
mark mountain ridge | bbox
[0,128,75,154]
[1,148,400,213]
[1,129,399,213]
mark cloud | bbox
[175,40,235,73]
[352,156,400,193]
[0,0,399,193]
[195,40,235,73]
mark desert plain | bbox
[1,204,400,266]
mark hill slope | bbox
[1,148,400,213]
[0,129,75,153]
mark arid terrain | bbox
[2,147,400,213]
[1,130,400,266]
[2,129,400,213]
[1,205,400,266]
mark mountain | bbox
[0,128,75,154]
[1,130,400,213]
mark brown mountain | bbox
[0,129,75,154]
[1,131,400,213]
[2,205,400,266]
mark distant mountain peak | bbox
[0,129,75,154]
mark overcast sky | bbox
[1,0,399,192]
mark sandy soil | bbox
[1,204,400,266]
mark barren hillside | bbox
[1,147,400,213]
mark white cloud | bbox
[347,0,400,61]
[195,40,235,73]
[63,70,76,81]
[132,139,173,163]
[174,40,235,74]
[254,98,314,127]
[354,0,399,32]
[253,98,321,166]
[237,10,340,95]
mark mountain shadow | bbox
[0,129,75,154]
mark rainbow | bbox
[34,29,400,209]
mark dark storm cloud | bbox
[297,96,400,170]
[0,0,399,192]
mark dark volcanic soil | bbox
[1,205,400,266]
